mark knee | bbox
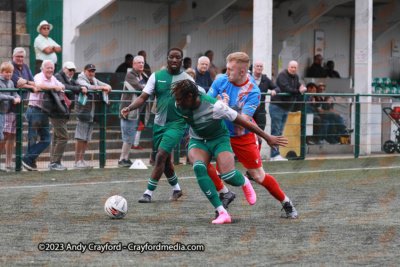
[193,161,207,177]
[248,169,265,183]
[252,174,264,183]
[60,136,69,142]
[155,149,168,163]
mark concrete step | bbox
[16,138,155,155]
[11,148,153,166]
[306,143,354,154]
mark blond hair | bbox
[1,62,14,72]
[185,68,196,79]
[226,52,250,69]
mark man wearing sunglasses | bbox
[51,62,87,170]
[34,20,62,74]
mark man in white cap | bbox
[51,61,87,170]
[34,20,62,74]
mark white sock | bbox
[218,185,229,194]
[216,205,227,214]
[145,189,153,196]
[242,176,249,186]
[281,196,290,205]
[172,184,181,191]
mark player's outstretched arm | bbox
[233,114,288,151]
[121,92,150,119]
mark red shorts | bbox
[230,132,262,169]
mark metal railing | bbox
[1,88,399,171]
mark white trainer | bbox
[270,155,288,161]
[74,160,93,169]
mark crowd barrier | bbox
[1,88,399,171]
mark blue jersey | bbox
[208,74,261,137]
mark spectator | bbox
[22,60,65,171]
[270,60,307,161]
[7,47,37,171]
[185,68,196,80]
[115,54,134,73]
[307,54,327,78]
[321,95,353,144]
[252,60,280,131]
[181,57,192,71]
[118,55,148,167]
[50,61,87,171]
[0,62,21,172]
[325,60,341,78]
[315,84,327,106]
[34,20,62,74]
[138,50,152,77]
[305,83,329,145]
[205,50,220,80]
[75,64,111,169]
[11,47,37,95]
[195,56,213,92]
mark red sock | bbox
[207,164,224,192]
[260,173,285,202]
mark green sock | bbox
[193,161,221,208]
[167,173,178,186]
[220,170,245,187]
[147,178,159,191]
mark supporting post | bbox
[99,102,107,168]
[15,89,24,171]
[354,94,360,158]
[354,0,373,155]
[11,0,16,51]
[300,94,307,159]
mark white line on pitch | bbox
[1,165,399,190]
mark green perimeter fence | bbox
[1,88,399,171]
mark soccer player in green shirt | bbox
[121,47,200,203]
[171,79,288,224]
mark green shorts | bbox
[153,119,187,154]
[188,135,233,157]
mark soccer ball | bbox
[104,195,128,219]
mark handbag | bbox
[42,90,70,119]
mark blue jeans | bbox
[269,104,289,158]
[23,106,51,164]
[322,113,346,143]
[313,115,330,141]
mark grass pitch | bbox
[0,157,399,266]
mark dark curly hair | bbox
[170,79,200,107]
